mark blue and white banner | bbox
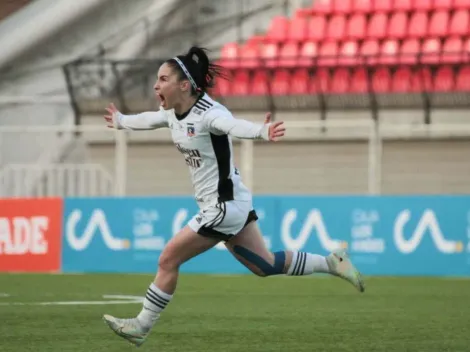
[62,196,470,276]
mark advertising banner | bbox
[0,198,62,272]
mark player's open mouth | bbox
[158,94,166,107]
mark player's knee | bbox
[158,250,179,272]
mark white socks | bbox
[287,252,330,275]
[137,283,173,331]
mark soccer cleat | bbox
[326,250,365,293]
[103,314,149,347]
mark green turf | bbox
[0,274,469,351]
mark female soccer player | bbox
[102,46,365,347]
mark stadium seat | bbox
[279,42,299,68]
[350,68,369,93]
[449,10,470,36]
[213,69,232,96]
[411,68,433,92]
[361,39,380,65]
[326,15,346,40]
[313,0,333,14]
[260,43,279,68]
[367,13,388,39]
[374,0,393,13]
[338,41,359,66]
[353,0,373,13]
[421,38,441,64]
[441,37,463,63]
[395,0,412,11]
[334,0,353,14]
[429,11,450,38]
[454,0,470,9]
[372,67,391,92]
[291,68,309,94]
[379,39,399,65]
[271,70,290,95]
[434,0,454,9]
[232,71,250,95]
[392,67,413,92]
[400,39,420,64]
[298,41,318,67]
[456,66,470,90]
[220,42,239,69]
[251,70,269,95]
[308,15,327,41]
[239,42,259,68]
[288,15,308,42]
[413,0,433,11]
[266,16,289,42]
[434,66,454,91]
[330,68,350,93]
[318,41,339,66]
[312,68,330,93]
[408,12,428,38]
[347,14,366,39]
[388,12,408,39]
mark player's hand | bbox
[104,102,120,128]
[264,112,285,142]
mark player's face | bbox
[154,63,191,110]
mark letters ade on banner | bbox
[62,196,470,276]
[0,198,62,272]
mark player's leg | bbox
[103,224,219,346]
[225,220,365,292]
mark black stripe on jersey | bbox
[200,98,213,107]
[209,133,234,203]
[195,102,210,111]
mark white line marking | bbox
[0,293,10,298]
[0,294,144,306]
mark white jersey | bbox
[116,93,269,209]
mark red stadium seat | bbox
[308,15,327,41]
[413,0,433,11]
[298,41,318,67]
[239,42,259,68]
[220,42,239,69]
[347,14,366,39]
[374,0,393,13]
[251,70,269,95]
[449,10,470,36]
[260,43,279,68]
[456,66,470,91]
[326,15,346,40]
[318,41,339,66]
[313,0,333,14]
[338,41,359,66]
[213,68,232,96]
[266,16,289,42]
[455,0,470,9]
[429,11,450,38]
[291,69,310,94]
[361,39,380,65]
[392,67,412,92]
[353,0,373,13]
[408,12,428,38]
[400,39,420,64]
[271,70,290,95]
[434,0,454,9]
[372,68,391,92]
[279,42,299,68]
[388,12,408,39]
[232,71,250,95]
[395,0,412,11]
[434,66,454,91]
[380,39,399,65]
[311,68,330,93]
[411,68,432,92]
[334,0,353,14]
[441,37,463,63]
[330,68,350,93]
[421,38,441,64]
[289,15,308,42]
[367,13,388,39]
[350,68,369,93]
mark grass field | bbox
[0,274,469,352]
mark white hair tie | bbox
[173,57,198,90]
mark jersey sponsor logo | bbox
[281,209,347,252]
[394,209,463,254]
[66,209,130,251]
[175,143,202,168]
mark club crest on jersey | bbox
[187,124,196,137]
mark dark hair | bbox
[166,46,226,95]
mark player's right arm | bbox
[104,103,168,130]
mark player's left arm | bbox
[204,107,285,141]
